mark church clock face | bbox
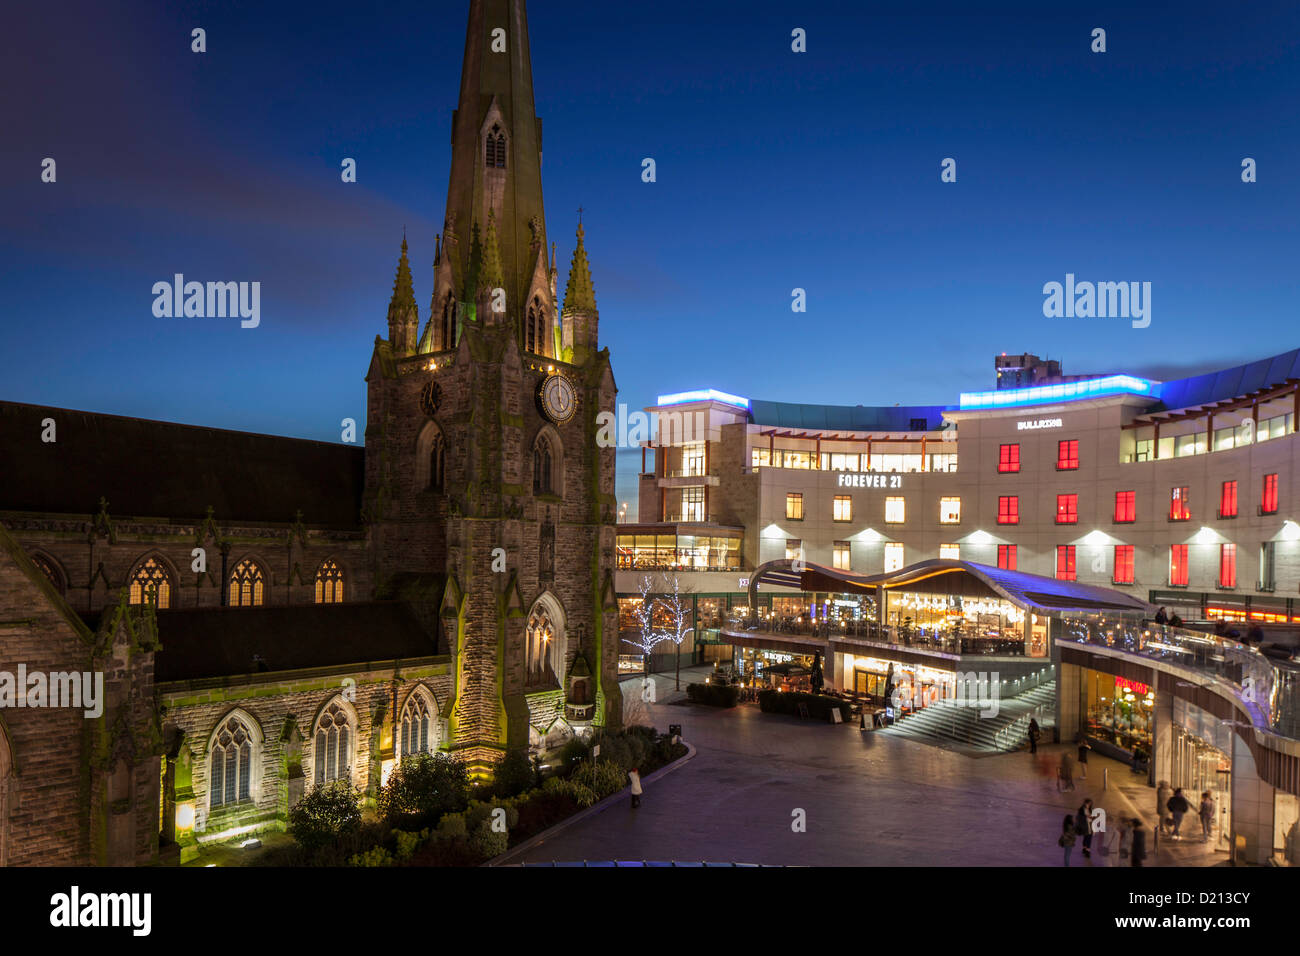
[420,380,441,418]
[539,373,577,424]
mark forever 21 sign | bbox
[836,474,902,489]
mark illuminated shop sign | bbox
[837,473,903,489]
[1017,418,1063,431]
[1115,677,1150,695]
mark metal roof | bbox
[748,401,948,433]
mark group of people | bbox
[1157,780,1216,841]
[1060,806,1148,866]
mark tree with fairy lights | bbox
[624,575,669,697]
[655,573,695,691]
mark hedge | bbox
[686,682,740,708]
[757,690,851,722]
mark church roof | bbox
[0,401,365,528]
[151,601,441,683]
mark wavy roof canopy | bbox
[1154,348,1300,412]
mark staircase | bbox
[879,680,1056,756]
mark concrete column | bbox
[1152,675,1175,790]
[1056,661,1081,746]
[1230,732,1277,866]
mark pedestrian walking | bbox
[1076,733,1091,779]
[1028,717,1040,755]
[1130,818,1147,867]
[628,767,642,809]
[1058,751,1076,792]
[1199,791,1215,842]
[1059,815,1077,866]
[1075,799,1094,859]
[1156,780,1173,834]
[1168,787,1191,838]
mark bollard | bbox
[1103,767,1109,791]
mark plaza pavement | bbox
[512,667,1228,866]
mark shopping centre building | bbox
[615,349,1300,864]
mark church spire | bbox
[480,210,505,308]
[387,235,419,355]
[561,219,599,364]
[444,1,548,322]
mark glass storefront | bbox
[1170,697,1233,849]
[1082,670,1154,754]
[615,530,742,570]
[1276,790,1300,865]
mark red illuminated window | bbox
[997,496,1019,524]
[998,444,1020,473]
[1169,545,1189,586]
[1219,481,1238,518]
[1169,486,1190,521]
[1262,473,1279,515]
[1056,493,1078,524]
[1219,543,1237,588]
[1056,545,1076,581]
[1056,440,1079,470]
[998,544,1017,570]
[1114,490,1135,523]
[1113,545,1135,584]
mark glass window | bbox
[1114,490,1136,523]
[314,701,352,786]
[939,543,959,560]
[315,559,345,604]
[939,497,961,524]
[129,557,171,609]
[885,497,905,524]
[1056,545,1076,581]
[209,716,253,809]
[833,541,851,570]
[679,486,704,521]
[1114,545,1135,584]
[681,443,705,477]
[997,544,1016,570]
[1057,439,1079,470]
[785,539,803,562]
[786,492,803,520]
[884,542,904,573]
[1170,545,1189,587]
[998,443,1020,473]
[1219,480,1238,518]
[1135,439,1154,462]
[1262,473,1279,514]
[782,450,814,469]
[833,495,852,522]
[1219,543,1237,588]
[751,447,770,468]
[229,559,264,607]
[1170,486,1190,521]
[997,496,1019,524]
[1056,493,1078,524]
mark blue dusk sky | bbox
[2,0,1297,513]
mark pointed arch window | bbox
[315,559,344,604]
[441,294,455,350]
[129,557,171,609]
[526,604,556,682]
[527,296,548,356]
[228,559,264,607]
[314,700,352,785]
[400,690,436,757]
[486,125,507,169]
[429,434,446,492]
[29,553,64,594]
[533,436,554,495]
[209,716,254,809]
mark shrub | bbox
[289,782,362,853]
[756,689,851,722]
[555,736,590,772]
[492,749,535,798]
[571,759,629,799]
[348,846,393,867]
[687,682,739,708]
[377,752,470,826]
[597,735,633,771]
[542,775,597,809]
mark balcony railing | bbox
[723,617,1031,657]
[1057,618,1300,739]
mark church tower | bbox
[364,0,621,770]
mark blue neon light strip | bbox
[656,388,751,409]
[959,375,1157,410]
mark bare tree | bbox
[655,573,695,691]
[623,575,669,689]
